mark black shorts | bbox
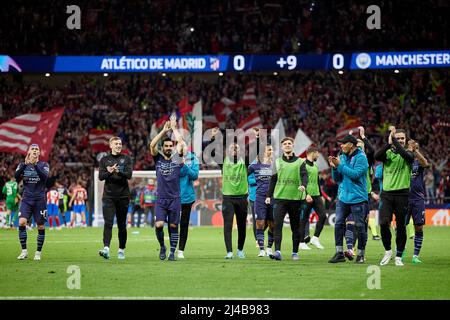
[379,192,409,226]
[58,202,65,214]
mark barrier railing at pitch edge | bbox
[92,170,221,227]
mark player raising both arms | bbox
[210,126,260,259]
[150,115,187,261]
[248,141,275,258]
[375,126,414,266]
[15,144,49,261]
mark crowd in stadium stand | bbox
[1,0,449,55]
[1,70,449,205]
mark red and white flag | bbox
[203,115,219,129]
[238,111,262,131]
[239,86,257,108]
[150,115,169,139]
[237,111,262,143]
[0,107,64,161]
[336,116,361,140]
[213,97,235,128]
[89,129,113,152]
[177,96,193,132]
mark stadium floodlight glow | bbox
[45,73,50,77]
[394,69,400,73]
[103,73,108,77]
[338,70,344,74]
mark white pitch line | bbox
[0,296,338,300]
[0,239,156,243]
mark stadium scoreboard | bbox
[1,51,450,73]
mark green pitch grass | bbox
[0,226,449,299]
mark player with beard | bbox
[375,126,414,267]
[150,115,186,261]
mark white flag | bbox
[294,128,313,156]
[192,99,203,161]
[271,118,286,158]
[317,153,330,171]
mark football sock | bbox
[19,225,27,249]
[156,226,165,247]
[37,229,45,252]
[414,230,423,256]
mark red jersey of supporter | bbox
[47,190,60,205]
[73,187,87,205]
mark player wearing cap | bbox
[328,135,369,264]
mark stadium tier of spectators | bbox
[1,0,449,55]
[1,70,449,204]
